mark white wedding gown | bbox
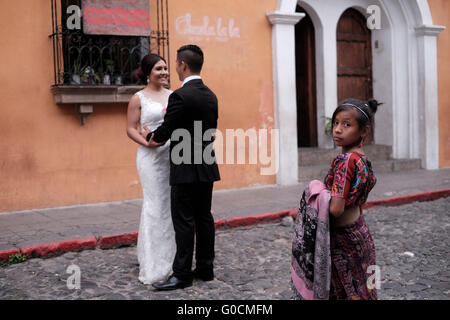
[135,90,176,285]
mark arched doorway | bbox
[295,6,317,147]
[267,0,442,184]
[337,8,374,143]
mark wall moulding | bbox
[266,11,305,25]
[415,24,446,36]
[51,85,144,125]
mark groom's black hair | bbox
[177,44,204,73]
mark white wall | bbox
[267,0,444,180]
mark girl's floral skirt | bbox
[330,214,377,300]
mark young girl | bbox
[324,98,380,300]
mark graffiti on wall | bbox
[175,13,240,42]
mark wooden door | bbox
[337,8,374,143]
[296,7,317,147]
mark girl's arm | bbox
[329,196,346,217]
[126,94,150,147]
[328,154,357,217]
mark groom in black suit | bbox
[145,45,220,290]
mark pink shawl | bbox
[291,180,331,300]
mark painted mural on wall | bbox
[175,13,240,42]
[82,0,150,36]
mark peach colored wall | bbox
[0,0,277,212]
[0,1,143,212]
[429,0,450,167]
[167,0,277,189]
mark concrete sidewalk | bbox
[1,168,449,252]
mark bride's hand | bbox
[147,137,164,148]
[140,126,151,140]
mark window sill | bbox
[51,85,144,125]
[51,85,144,104]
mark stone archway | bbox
[267,0,445,185]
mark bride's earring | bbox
[147,77,150,84]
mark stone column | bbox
[415,24,445,169]
[266,10,305,185]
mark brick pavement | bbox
[0,198,448,300]
[0,168,449,252]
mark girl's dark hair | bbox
[133,53,166,84]
[332,98,382,129]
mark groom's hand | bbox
[141,126,164,148]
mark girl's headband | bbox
[341,103,370,122]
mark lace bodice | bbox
[136,90,170,132]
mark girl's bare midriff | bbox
[331,205,361,228]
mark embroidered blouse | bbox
[324,152,376,207]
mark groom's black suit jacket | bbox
[152,79,221,186]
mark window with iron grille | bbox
[50,0,169,86]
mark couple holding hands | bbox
[126,44,220,291]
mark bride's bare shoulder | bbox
[130,91,141,102]
[133,90,143,98]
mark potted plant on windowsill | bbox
[103,60,114,85]
[71,60,85,85]
[81,66,95,84]
[94,65,105,85]
[114,74,123,85]
[102,73,111,85]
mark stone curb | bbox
[97,232,138,250]
[362,188,450,209]
[0,248,21,263]
[1,188,449,263]
[20,238,98,259]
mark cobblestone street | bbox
[0,198,449,300]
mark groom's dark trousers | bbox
[171,182,215,280]
[152,79,220,282]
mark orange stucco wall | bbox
[429,0,450,167]
[168,0,277,189]
[0,0,277,212]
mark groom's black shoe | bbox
[152,275,192,291]
[193,269,214,282]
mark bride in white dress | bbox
[126,54,176,285]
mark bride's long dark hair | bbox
[133,53,166,84]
